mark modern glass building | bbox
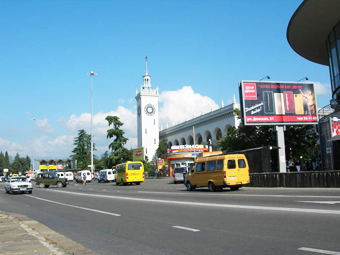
[287,0,340,108]
[287,0,340,170]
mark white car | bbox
[5,177,33,194]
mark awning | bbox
[329,135,340,142]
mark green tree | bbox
[0,152,4,173]
[11,153,29,174]
[106,116,128,152]
[218,109,318,160]
[70,129,94,170]
[156,139,168,159]
[4,152,10,169]
[105,116,129,166]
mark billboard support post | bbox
[276,126,287,172]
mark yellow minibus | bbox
[185,154,250,191]
[115,161,145,185]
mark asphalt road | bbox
[1,178,340,255]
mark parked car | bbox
[56,171,74,181]
[64,172,74,182]
[5,177,33,194]
[76,170,92,183]
[173,167,187,184]
[36,172,68,188]
[98,169,116,183]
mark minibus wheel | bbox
[186,181,193,191]
[208,182,216,192]
[230,186,240,191]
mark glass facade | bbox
[327,21,340,103]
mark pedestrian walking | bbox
[295,159,301,172]
[82,173,87,185]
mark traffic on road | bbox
[1,176,340,255]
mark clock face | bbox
[144,104,156,116]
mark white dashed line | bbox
[26,195,121,216]
[298,247,340,254]
[172,226,200,232]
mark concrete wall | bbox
[248,171,340,188]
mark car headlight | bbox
[11,184,18,188]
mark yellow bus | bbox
[115,161,145,185]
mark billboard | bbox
[239,81,318,125]
[133,147,144,161]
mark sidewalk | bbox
[0,211,96,255]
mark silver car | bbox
[5,177,33,194]
[173,167,186,184]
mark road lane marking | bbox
[298,247,340,254]
[172,226,200,232]
[25,195,121,216]
[36,190,340,215]
[298,201,340,205]
[138,191,340,199]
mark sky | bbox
[0,0,332,167]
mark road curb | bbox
[0,211,97,255]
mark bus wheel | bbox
[136,182,140,185]
[230,186,240,191]
[208,182,216,192]
[186,181,193,191]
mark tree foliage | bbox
[105,116,131,167]
[156,139,168,159]
[0,151,31,175]
[70,129,95,170]
[218,109,318,160]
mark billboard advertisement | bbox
[133,147,144,161]
[240,81,318,125]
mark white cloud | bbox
[0,138,28,158]
[65,106,137,156]
[314,82,331,95]
[0,86,221,160]
[159,86,219,128]
[35,118,55,135]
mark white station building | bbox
[135,57,240,162]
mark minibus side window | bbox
[206,161,216,171]
[238,159,246,168]
[196,163,205,172]
[217,160,223,170]
[227,160,236,169]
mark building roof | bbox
[287,0,340,66]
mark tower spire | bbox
[145,55,148,75]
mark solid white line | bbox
[298,247,340,254]
[172,226,200,232]
[25,195,121,216]
[138,191,340,199]
[298,201,340,205]
[39,190,340,215]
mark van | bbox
[56,172,65,179]
[56,171,73,182]
[173,167,187,184]
[115,161,144,185]
[76,170,92,183]
[64,172,74,182]
[98,169,116,183]
[185,154,249,191]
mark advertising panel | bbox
[133,147,144,161]
[240,81,318,125]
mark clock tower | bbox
[135,56,159,161]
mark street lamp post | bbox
[32,118,36,172]
[87,71,97,175]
